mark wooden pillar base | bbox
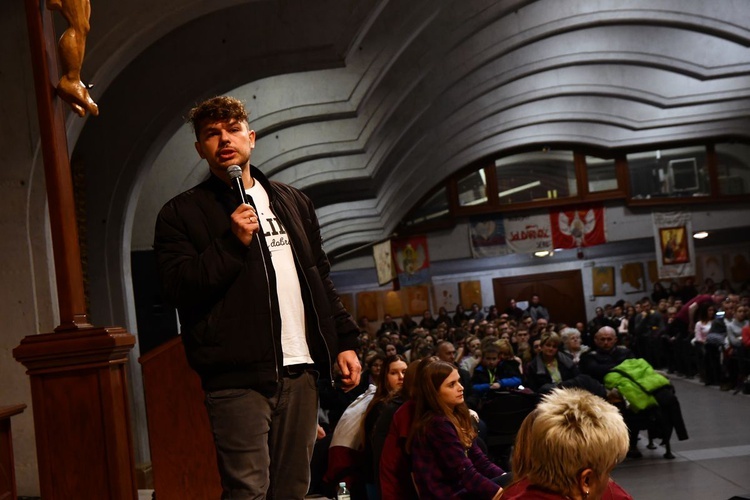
[13,327,137,500]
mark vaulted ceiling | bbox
[68,0,750,321]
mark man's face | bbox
[614,306,623,317]
[194,119,255,179]
[523,317,533,328]
[594,331,617,351]
[536,318,548,329]
[531,295,540,305]
[437,343,457,364]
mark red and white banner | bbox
[503,214,553,254]
[392,236,431,286]
[550,204,606,249]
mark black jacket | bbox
[526,351,579,392]
[154,167,359,395]
[579,346,633,383]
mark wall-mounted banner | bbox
[372,239,396,286]
[469,214,509,258]
[392,235,431,286]
[550,204,606,249]
[504,214,553,254]
[652,211,695,279]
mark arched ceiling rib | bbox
[74,0,750,278]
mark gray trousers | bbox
[204,372,319,499]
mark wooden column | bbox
[0,404,26,500]
[13,1,137,498]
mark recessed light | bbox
[534,250,551,257]
[693,231,709,239]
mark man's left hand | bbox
[336,350,361,391]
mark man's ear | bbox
[249,130,256,150]
[194,141,205,159]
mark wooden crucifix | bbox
[13,1,137,498]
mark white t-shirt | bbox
[246,181,313,366]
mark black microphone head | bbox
[227,165,242,179]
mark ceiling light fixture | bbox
[693,231,709,239]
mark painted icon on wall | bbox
[592,266,615,296]
[659,226,689,265]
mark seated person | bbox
[502,388,632,500]
[579,327,633,384]
[526,332,579,392]
[513,329,534,365]
[377,314,399,335]
[362,355,408,498]
[408,360,510,499]
[377,357,431,500]
[560,327,589,363]
[471,341,523,398]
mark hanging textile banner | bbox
[504,214,553,254]
[652,211,696,279]
[372,239,396,286]
[392,235,431,286]
[550,203,606,249]
[469,213,509,258]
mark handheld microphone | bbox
[227,165,249,206]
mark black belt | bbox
[282,363,313,379]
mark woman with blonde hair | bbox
[408,360,509,499]
[502,388,631,500]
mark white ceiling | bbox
[65,0,750,320]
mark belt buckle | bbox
[283,364,308,378]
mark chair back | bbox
[478,391,538,447]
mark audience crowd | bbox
[312,279,750,499]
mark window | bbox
[627,146,709,199]
[457,169,488,207]
[585,155,618,193]
[495,151,577,204]
[403,186,450,226]
[715,143,750,196]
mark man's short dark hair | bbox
[188,96,249,139]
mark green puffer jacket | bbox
[604,358,670,412]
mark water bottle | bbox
[337,481,351,500]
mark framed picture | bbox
[459,280,483,309]
[432,283,458,312]
[592,266,615,296]
[356,291,379,321]
[404,286,430,316]
[620,262,645,294]
[659,226,690,265]
[381,290,404,318]
[339,293,355,317]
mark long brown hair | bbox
[362,354,408,440]
[407,360,476,452]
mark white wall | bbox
[331,204,750,322]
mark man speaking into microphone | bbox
[154,96,361,499]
